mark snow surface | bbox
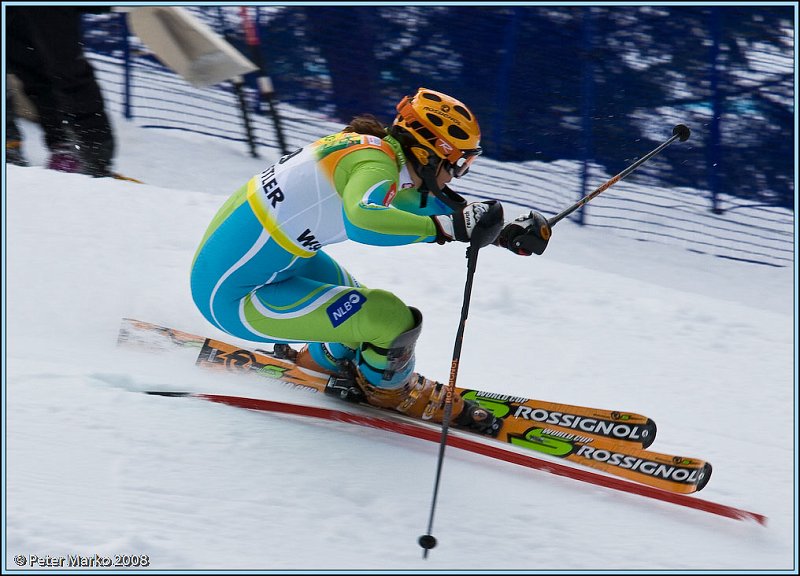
[4,105,797,573]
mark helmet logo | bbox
[436,139,454,155]
[422,105,461,125]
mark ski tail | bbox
[118,317,205,350]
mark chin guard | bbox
[414,153,467,211]
[392,126,468,212]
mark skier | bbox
[190,87,549,436]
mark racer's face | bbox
[407,161,453,190]
[434,160,454,188]
[407,162,423,188]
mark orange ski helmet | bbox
[392,87,482,178]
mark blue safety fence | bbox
[78,7,794,268]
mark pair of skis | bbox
[117,318,711,495]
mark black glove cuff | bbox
[431,216,452,244]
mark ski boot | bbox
[272,342,353,376]
[47,144,84,173]
[357,368,503,437]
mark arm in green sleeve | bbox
[337,152,439,246]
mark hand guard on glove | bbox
[496,211,551,256]
[432,200,502,244]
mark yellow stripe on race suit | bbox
[246,177,316,258]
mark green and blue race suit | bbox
[190,131,454,383]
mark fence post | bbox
[707,7,723,214]
[578,8,596,226]
[492,8,520,158]
[120,11,133,120]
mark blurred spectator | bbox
[6,89,28,167]
[6,6,115,176]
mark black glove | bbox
[496,211,551,256]
[432,200,503,244]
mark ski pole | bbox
[546,124,691,230]
[419,202,503,558]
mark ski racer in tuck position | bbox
[190,87,551,436]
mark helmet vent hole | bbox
[422,92,442,102]
[448,125,469,140]
[426,113,444,127]
[454,105,472,121]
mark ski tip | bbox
[642,418,658,449]
[694,462,713,492]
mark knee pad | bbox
[355,289,415,349]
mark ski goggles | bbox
[443,148,482,178]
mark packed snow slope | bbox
[4,113,796,572]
